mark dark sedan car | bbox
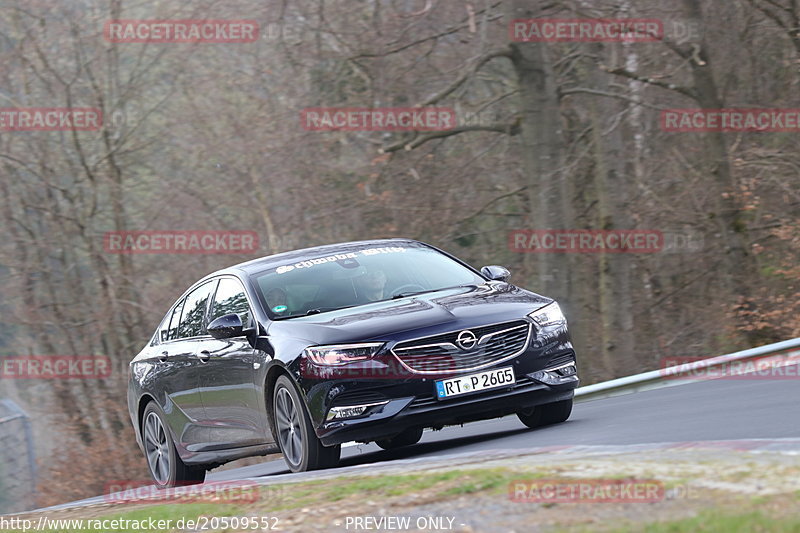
[128,239,579,487]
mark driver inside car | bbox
[265,287,289,315]
[354,269,387,303]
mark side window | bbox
[209,278,252,327]
[165,299,185,342]
[156,312,171,343]
[176,281,216,339]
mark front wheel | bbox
[142,402,206,488]
[273,375,341,472]
[516,398,573,429]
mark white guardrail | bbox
[574,337,800,402]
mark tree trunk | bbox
[507,0,589,366]
[587,43,636,376]
[507,0,570,300]
[682,0,758,342]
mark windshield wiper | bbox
[271,305,358,320]
[391,284,477,300]
[305,307,332,315]
[305,304,358,316]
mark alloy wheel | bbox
[143,411,170,485]
[275,387,303,466]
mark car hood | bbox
[266,282,552,345]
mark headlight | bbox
[528,302,566,327]
[304,343,384,366]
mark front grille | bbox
[392,320,531,374]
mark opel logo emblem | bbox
[456,330,478,351]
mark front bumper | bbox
[317,372,576,446]
[303,344,578,446]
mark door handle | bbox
[196,350,211,363]
[159,351,168,363]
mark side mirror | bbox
[207,313,244,339]
[481,265,511,282]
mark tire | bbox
[273,375,341,472]
[142,402,206,489]
[376,427,424,450]
[516,398,573,429]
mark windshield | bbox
[253,243,485,319]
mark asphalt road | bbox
[35,366,800,512]
[210,369,800,481]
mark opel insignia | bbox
[127,239,579,487]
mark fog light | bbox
[559,365,577,377]
[530,362,578,385]
[326,401,388,421]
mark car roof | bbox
[209,238,425,278]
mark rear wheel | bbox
[273,375,340,472]
[516,398,573,429]
[142,402,206,488]
[375,427,424,450]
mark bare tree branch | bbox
[419,47,512,106]
[379,119,521,153]
[560,87,667,110]
[600,65,697,100]
[351,2,503,59]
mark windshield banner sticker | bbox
[275,246,407,274]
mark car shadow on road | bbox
[342,420,586,466]
[256,418,583,477]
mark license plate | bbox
[435,366,516,399]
